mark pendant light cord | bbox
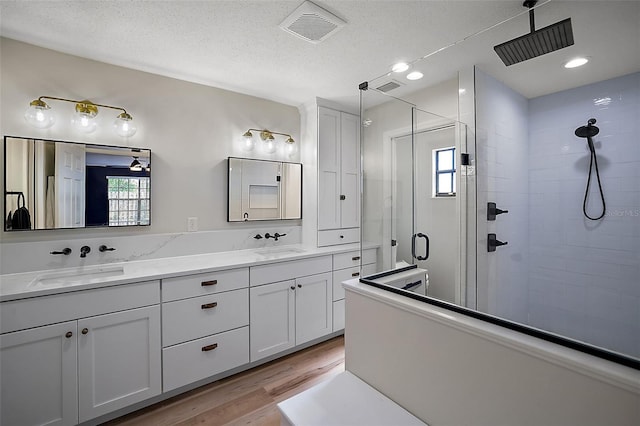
[583,150,606,220]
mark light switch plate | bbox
[187,217,198,232]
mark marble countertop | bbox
[0,243,372,302]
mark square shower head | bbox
[494,18,574,66]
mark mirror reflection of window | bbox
[4,136,151,230]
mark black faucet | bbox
[99,245,116,252]
[50,248,72,255]
[265,232,287,241]
[80,246,91,258]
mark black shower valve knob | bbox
[487,202,509,221]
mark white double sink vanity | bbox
[0,244,377,426]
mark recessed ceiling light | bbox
[392,62,409,73]
[564,57,589,68]
[406,71,423,80]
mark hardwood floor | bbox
[104,336,345,426]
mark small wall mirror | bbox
[4,136,151,231]
[227,157,302,222]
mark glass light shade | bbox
[113,112,137,137]
[285,141,298,158]
[24,100,55,129]
[71,111,97,133]
[242,133,255,151]
[264,138,277,154]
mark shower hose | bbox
[583,149,606,220]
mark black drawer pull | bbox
[352,272,360,277]
[201,302,218,309]
[201,280,218,286]
[352,256,361,261]
[202,343,218,352]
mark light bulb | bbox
[113,112,137,137]
[286,142,298,158]
[242,132,255,151]
[264,139,277,154]
[392,62,409,73]
[72,101,98,133]
[407,71,424,80]
[24,99,55,129]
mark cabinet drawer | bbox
[333,299,345,332]
[162,326,249,392]
[332,267,361,301]
[0,281,160,334]
[162,288,249,347]
[333,248,376,270]
[317,228,359,247]
[162,268,249,302]
[250,256,331,286]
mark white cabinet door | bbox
[0,321,78,426]
[78,305,161,422]
[318,107,341,230]
[295,272,332,345]
[340,112,360,229]
[249,280,296,362]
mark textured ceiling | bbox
[1,1,638,110]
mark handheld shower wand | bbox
[574,118,606,220]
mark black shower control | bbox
[487,202,509,221]
[488,233,508,252]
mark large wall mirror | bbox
[4,136,151,231]
[228,157,302,222]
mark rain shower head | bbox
[494,1,574,66]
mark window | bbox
[434,147,456,197]
[107,176,150,226]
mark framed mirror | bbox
[4,136,151,231]
[227,157,302,222]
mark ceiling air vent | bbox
[280,1,346,44]
[375,80,403,93]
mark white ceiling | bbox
[1,1,638,110]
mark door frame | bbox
[382,114,467,306]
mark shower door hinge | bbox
[461,153,470,166]
[391,239,397,246]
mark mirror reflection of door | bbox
[241,160,281,221]
[392,125,458,303]
[54,142,86,228]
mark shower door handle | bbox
[411,233,430,261]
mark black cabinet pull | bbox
[201,302,218,309]
[202,343,218,352]
[65,332,73,338]
[352,272,360,277]
[201,280,218,287]
[352,256,361,261]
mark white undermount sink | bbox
[29,265,126,287]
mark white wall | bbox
[527,72,640,358]
[475,69,530,324]
[1,38,301,238]
[345,282,640,426]
[0,38,303,271]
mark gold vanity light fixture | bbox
[242,128,296,155]
[24,96,137,137]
